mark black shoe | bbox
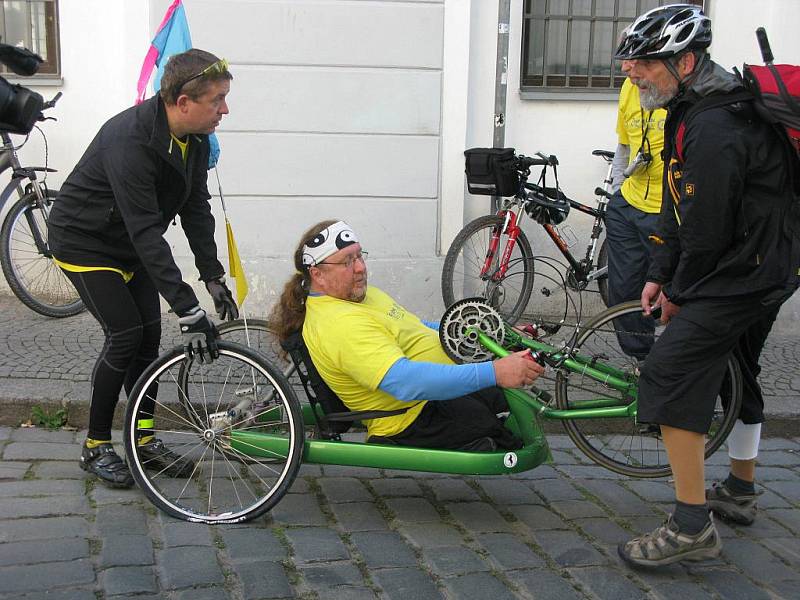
[459,437,497,452]
[80,442,134,489]
[137,438,195,477]
[707,480,759,525]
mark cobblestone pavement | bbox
[1,427,799,599]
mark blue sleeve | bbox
[421,319,439,330]
[379,357,496,402]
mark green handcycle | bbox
[123,299,741,524]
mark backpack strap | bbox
[675,91,753,163]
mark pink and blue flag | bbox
[135,0,220,167]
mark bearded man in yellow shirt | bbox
[270,220,543,451]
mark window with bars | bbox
[0,0,59,76]
[521,0,702,94]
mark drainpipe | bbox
[492,0,511,213]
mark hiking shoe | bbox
[707,480,759,526]
[137,438,195,477]
[80,443,134,489]
[618,515,722,568]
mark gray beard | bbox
[638,80,678,110]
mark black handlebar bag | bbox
[464,147,519,197]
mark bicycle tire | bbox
[124,341,304,523]
[597,239,609,307]
[442,215,534,324]
[0,189,84,318]
[177,318,300,427]
[555,301,742,478]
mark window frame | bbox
[0,0,61,79]
[520,0,703,100]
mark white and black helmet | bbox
[614,4,711,60]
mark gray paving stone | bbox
[650,581,715,600]
[510,504,569,530]
[101,566,157,596]
[446,502,512,533]
[9,428,75,443]
[756,466,800,481]
[0,590,97,600]
[555,464,628,479]
[528,478,585,502]
[96,504,149,536]
[692,569,772,600]
[759,438,800,450]
[0,495,89,519]
[768,580,800,600]
[329,500,390,531]
[580,479,658,516]
[90,484,139,505]
[477,533,546,570]
[444,572,517,600]
[382,469,450,479]
[285,527,349,563]
[350,531,418,569]
[758,451,800,467]
[549,448,583,465]
[372,567,442,599]
[765,508,800,534]
[762,537,800,568]
[0,516,89,543]
[218,527,286,562]
[319,477,372,503]
[762,480,800,505]
[173,588,231,600]
[31,460,84,479]
[574,517,632,547]
[233,560,293,599]
[757,488,794,509]
[99,534,154,567]
[0,461,31,479]
[385,497,440,523]
[510,463,560,479]
[550,499,607,520]
[544,435,575,450]
[476,478,543,505]
[2,442,76,460]
[159,546,225,589]
[624,479,676,503]
[427,478,481,502]
[532,530,608,567]
[0,559,95,593]
[722,538,800,582]
[568,565,647,599]
[510,568,585,600]
[289,477,311,493]
[0,427,9,440]
[308,586,378,600]
[424,545,490,576]
[398,523,465,548]
[320,464,382,478]
[270,492,328,526]
[0,537,88,566]
[740,513,797,539]
[369,477,423,498]
[162,521,214,547]
[300,560,363,588]
[0,479,83,497]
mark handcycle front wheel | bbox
[441,214,534,324]
[124,341,305,523]
[555,301,742,478]
[0,189,85,318]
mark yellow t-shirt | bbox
[303,287,452,438]
[616,78,667,214]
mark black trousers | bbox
[379,387,523,451]
[63,269,161,440]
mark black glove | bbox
[205,277,239,321]
[178,306,219,364]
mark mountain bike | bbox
[0,92,85,317]
[442,149,615,326]
[122,298,740,523]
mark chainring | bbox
[439,297,506,364]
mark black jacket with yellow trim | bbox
[48,95,223,315]
[647,60,796,304]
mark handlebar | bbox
[41,91,62,112]
[516,152,558,170]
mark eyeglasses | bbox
[173,58,229,97]
[318,251,368,269]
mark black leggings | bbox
[63,269,161,440]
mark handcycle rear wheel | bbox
[0,189,85,317]
[124,341,304,523]
[442,215,534,324]
[555,301,742,478]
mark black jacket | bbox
[647,60,796,304]
[49,95,224,315]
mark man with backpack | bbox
[614,4,798,567]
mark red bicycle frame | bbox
[481,210,521,281]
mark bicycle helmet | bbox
[614,4,711,61]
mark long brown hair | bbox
[268,219,337,343]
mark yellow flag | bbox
[225,218,248,307]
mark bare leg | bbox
[661,425,706,504]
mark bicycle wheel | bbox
[442,215,534,324]
[124,341,305,523]
[597,239,609,307]
[0,189,84,318]
[178,318,301,427]
[555,301,742,478]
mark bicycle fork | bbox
[482,210,522,281]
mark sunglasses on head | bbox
[173,58,229,97]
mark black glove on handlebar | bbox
[178,307,219,364]
[205,277,239,321]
